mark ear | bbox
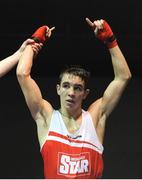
[56,84,61,95]
[83,89,90,100]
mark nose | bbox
[68,87,75,96]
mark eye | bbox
[74,86,83,92]
[62,83,70,89]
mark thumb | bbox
[25,38,35,44]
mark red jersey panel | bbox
[41,110,104,179]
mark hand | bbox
[86,18,117,48]
[16,39,43,58]
[46,26,55,39]
[31,26,55,43]
[31,42,43,57]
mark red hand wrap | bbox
[31,26,48,43]
[96,20,117,48]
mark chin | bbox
[66,103,75,109]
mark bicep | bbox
[88,80,127,142]
[17,75,44,119]
[88,79,128,144]
[101,79,128,117]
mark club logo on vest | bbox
[58,152,91,177]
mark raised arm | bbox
[16,26,55,122]
[0,39,39,78]
[86,18,132,142]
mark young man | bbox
[0,39,42,78]
[16,19,131,178]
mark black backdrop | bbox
[0,0,142,178]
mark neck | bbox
[59,108,82,133]
[59,108,82,120]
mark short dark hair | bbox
[58,65,90,89]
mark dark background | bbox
[0,0,141,178]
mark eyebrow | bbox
[62,82,84,88]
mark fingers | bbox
[46,26,55,32]
[32,42,43,50]
[31,43,43,54]
[95,19,104,30]
[46,26,55,38]
[50,26,55,31]
[86,18,105,32]
[93,20,104,35]
[86,18,94,27]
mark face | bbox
[57,73,89,111]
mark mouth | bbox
[66,99,75,104]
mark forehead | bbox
[61,73,84,85]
